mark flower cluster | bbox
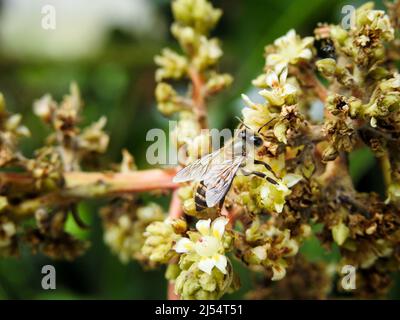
[141,218,184,264]
[171,217,236,299]
[0,93,30,167]
[32,83,109,172]
[139,0,400,300]
[233,156,303,215]
[0,84,111,260]
[246,255,332,299]
[155,0,232,166]
[2,0,400,301]
[102,201,166,265]
[235,217,309,281]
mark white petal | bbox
[260,185,269,200]
[174,238,194,253]
[279,67,288,83]
[266,54,282,66]
[266,71,279,88]
[286,29,296,41]
[196,219,211,236]
[252,246,267,261]
[213,254,227,274]
[275,182,289,192]
[274,62,288,75]
[283,173,303,188]
[302,37,314,47]
[198,258,215,275]
[271,265,286,281]
[274,202,285,213]
[211,217,228,239]
[299,48,312,60]
[241,94,256,108]
[274,36,285,47]
[242,107,255,120]
[284,83,297,95]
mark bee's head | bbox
[238,128,263,148]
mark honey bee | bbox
[173,124,277,211]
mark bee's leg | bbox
[240,168,278,185]
[253,159,278,178]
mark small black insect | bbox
[315,38,336,60]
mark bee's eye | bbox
[250,135,263,147]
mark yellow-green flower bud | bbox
[155,83,184,116]
[0,216,16,248]
[273,122,287,144]
[192,37,222,70]
[171,219,188,235]
[316,58,337,77]
[174,261,234,300]
[330,25,348,45]
[332,221,350,246]
[155,49,188,82]
[271,261,287,281]
[205,73,233,95]
[387,183,400,204]
[0,196,8,213]
[171,24,198,49]
[183,198,197,216]
[142,220,180,264]
[178,185,194,201]
[172,0,222,35]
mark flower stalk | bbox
[2,168,179,217]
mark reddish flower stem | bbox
[168,189,183,219]
[2,168,180,217]
[64,168,179,195]
[167,282,180,300]
[188,67,207,129]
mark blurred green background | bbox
[0,0,397,299]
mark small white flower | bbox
[33,94,54,120]
[259,68,297,106]
[174,217,229,275]
[266,29,314,73]
[241,93,275,131]
[260,173,302,213]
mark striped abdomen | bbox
[195,181,208,211]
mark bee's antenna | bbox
[235,116,251,130]
[257,118,275,133]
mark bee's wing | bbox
[203,155,244,207]
[173,149,225,183]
